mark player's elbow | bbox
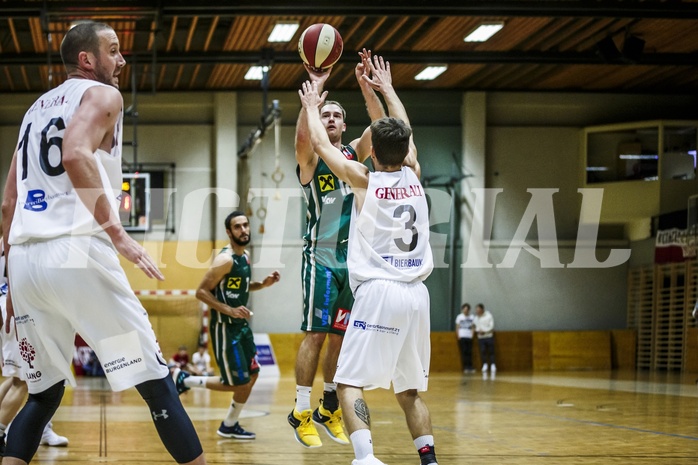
[194,288,208,304]
[61,146,87,173]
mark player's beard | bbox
[94,56,119,88]
[232,234,250,247]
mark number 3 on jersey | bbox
[393,205,418,252]
[19,117,66,181]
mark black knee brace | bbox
[136,376,203,463]
[4,381,65,463]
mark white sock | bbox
[183,376,208,388]
[414,435,434,450]
[295,385,312,412]
[415,435,436,464]
[223,401,245,427]
[323,382,337,392]
[350,429,373,460]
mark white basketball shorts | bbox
[0,292,23,379]
[8,236,169,393]
[334,279,430,393]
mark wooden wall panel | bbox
[120,240,218,291]
[269,333,306,375]
[430,332,462,372]
[533,331,611,370]
[143,295,204,361]
[146,325,626,375]
[488,331,533,371]
[611,329,636,370]
[685,327,698,372]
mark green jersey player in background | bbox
[174,211,280,440]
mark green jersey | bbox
[212,247,251,326]
[299,144,358,249]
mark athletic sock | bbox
[322,388,339,412]
[295,385,312,412]
[223,401,245,427]
[183,376,208,388]
[350,429,373,460]
[323,382,337,392]
[415,435,437,465]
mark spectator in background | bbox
[170,345,196,373]
[455,303,475,374]
[474,304,496,373]
[191,343,213,376]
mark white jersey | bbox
[455,312,475,339]
[348,167,433,292]
[9,79,123,245]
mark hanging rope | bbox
[271,111,284,200]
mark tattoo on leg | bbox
[354,399,371,427]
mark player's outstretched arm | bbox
[363,54,420,176]
[351,49,386,163]
[299,81,368,190]
[363,54,406,124]
[250,270,280,291]
[296,64,332,184]
[356,49,386,122]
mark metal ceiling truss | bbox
[1,0,697,90]
[2,1,698,19]
[2,50,697,68]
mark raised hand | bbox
[355,48,373,87]
[362,54,393,93]
[298,80,328,110]
[305,63,332,92]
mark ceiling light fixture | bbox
[244,65,270,80]
[463,22,504,42]
[267,22,299,43]
[414,65,448,81]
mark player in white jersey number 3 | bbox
[298,53,439,465]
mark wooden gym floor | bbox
[20,370,698,464]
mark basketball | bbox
[298,23,343,71]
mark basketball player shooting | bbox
[297,52,440,465]
[287,45,390,448]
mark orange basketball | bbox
[298,23,343,71]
